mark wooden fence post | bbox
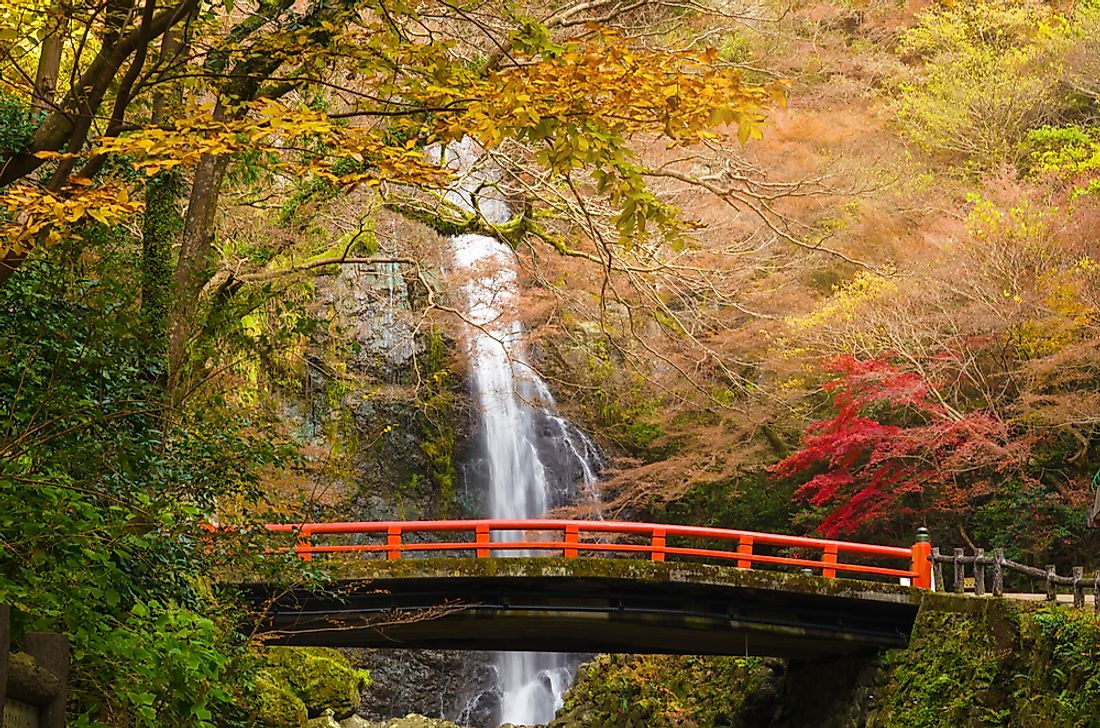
[563,524,579,559]
[932,548,944,592]
[1045,565,1057,602]
[475,524,491,558]
[0,603,9,712]
[386,526,402,561]
[24,631,68,728]
[974,549,986,596]
[954,548,965,593]
[1073,567,1085,609]
[736,536,753,570]
[297,527,313,562]
[992,549,1004,596]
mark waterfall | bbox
[435,138,603,726]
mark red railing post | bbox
[564,524,579,558]
[911,527,932,589]
[297,527,313,562]
[476,524,491,558]
[387,526,402,560]
[822,543,838,578]
[736,536,754,570]
[651,527,666,562]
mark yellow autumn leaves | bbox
[0,179,141,255]
[1,32,784,261]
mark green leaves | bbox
[0,254,299,726]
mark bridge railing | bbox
[263,519,933,588]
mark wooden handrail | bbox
[931,547,1099,611]
[254,519,932,588]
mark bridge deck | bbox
[238,558,924,660]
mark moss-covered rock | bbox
[254,671,309,728]
[551,654,772,727]
[266,647,369,720]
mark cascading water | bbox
[435,138,603,726]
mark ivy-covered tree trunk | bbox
[141,170,183,365]
[142,26,186,373]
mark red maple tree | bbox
[771,355,1033,538]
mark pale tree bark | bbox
[163,0,359,398]
[167,150,230,395]
[31,1,68,113]
[1090,484,1100,529]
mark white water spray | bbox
[436,138,602,726]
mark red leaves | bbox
[771,356,1031,537]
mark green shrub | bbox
[896,0,1073,168]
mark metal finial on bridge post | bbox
[910,528,933,589]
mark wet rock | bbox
[370,715,464,728]
[352,649,498,726]
[308,709,342,728]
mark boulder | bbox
[383,715,463,728]
[267,647,370,719]
[254,671,309,728]
[307,708,343,728]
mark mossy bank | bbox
[551,597,1100,728]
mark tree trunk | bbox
[142,26,186,368]
[31,1,68,113]
[142,170,183,362]
[1089,481,1100,528]
[167,152,230,396]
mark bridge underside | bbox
[238,558,923,660]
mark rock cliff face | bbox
[306,260,469,522]
[546,597,1100,728]
[301,254,497,725]
[351,649,499,726]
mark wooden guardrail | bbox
[2,604,69,728]
[259,519,934,588]
[930,548,1100,612]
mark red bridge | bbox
[238,520,933,659]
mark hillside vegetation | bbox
[1,0,1099,725]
